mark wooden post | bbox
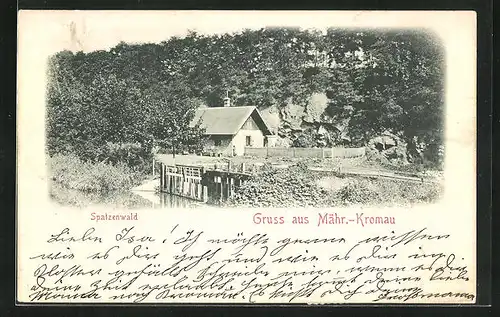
[159,163,163,191]
[173,172,176,194]
[203,173,209,203]
[164,164,168,188]
[199,178,202,200]
[222,176,225,201]
[153,158,155,178]
[191,179,194,198]
[168,174,172,194]
[168,170,172,194]
[218,176,223,202]
[163,164,167,191]
[165,169,168,193]
[169,172,172,194]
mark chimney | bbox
[223,90,231,107]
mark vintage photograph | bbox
[45,18,445,210]
[17,11,478,305]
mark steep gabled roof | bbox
[190,106,272,135]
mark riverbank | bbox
[49,153,443,208]
[49,153,147,192]
[224,161,443,208]
[49,180,153,208]
[48,154,204,208]
[48,154,152,208]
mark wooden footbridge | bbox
[156,156,253,203]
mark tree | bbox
[322,29,444,161]
[46,27,444,165]
[140,78,205,157]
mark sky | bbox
[18,10,473,54]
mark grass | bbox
[49,180,153,208]
[226,161,443,208]
[333,177,443,206]
[49,153,147,193]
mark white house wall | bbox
[232,129,265,156]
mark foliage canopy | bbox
[46,27,444,164]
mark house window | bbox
[214,139,222,146]
[246,136,252,146]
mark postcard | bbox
[16,10,477,304]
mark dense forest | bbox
[46,27,445,168]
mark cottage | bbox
[189,97,275,156]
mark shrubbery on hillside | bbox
[226,162,443,207]
[49,153,145,192]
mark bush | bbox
[49,153,145,192]
[226,161,443,207]
[336,179,381,204]
[47,136,153,173]
[226,162,333,207]
[103,142,153,173]
[335,177,443,206]
[292,133,316,148]
[49,181,152,208]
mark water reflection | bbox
[49,181,200,209]
[135,191,201,209]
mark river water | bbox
[49,181,199,209]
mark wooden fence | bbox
[160,164,206,201]
[244,146,366,158]
[308,166,439,184]
[159,163,252,203]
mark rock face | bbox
[258,93,409,159]
[259,92,343,146]
[280,99,305,131]
[303,92,329,124]
[366,131,408,165]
